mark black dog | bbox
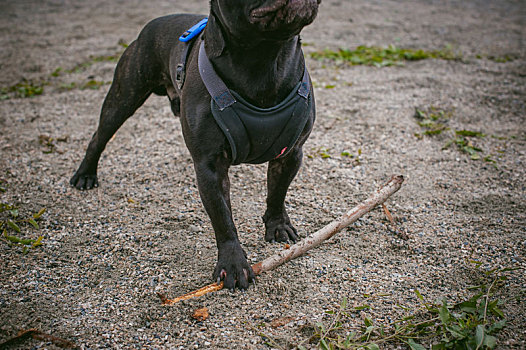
[70,0,320,290]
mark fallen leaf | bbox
[192,307,209,321]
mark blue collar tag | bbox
[179,18,208,42]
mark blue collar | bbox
[179,18,208,42]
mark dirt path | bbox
[1,0,524,348]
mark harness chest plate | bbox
[177,19,312,165]
[198,42,312,165]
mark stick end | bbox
[390,174,404,184]
[157,292,170,305]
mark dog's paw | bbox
[214,241,255,291]
[70,172,98,190]
[263,213,299,243]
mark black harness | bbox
[177,21,312,165]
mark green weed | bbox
[311,45,459,67]
[1,202,45,254]
[58,82,77,91]
[1,42,123,99]
[485,54,517,63]
[414,107,490,162]
[118,39,129,48]
[308,147,332,159]
[80,79,109,90]
[414,107,452,138]
[0,80,45,99]
[294,264,513,349]
[318,147,332,159]
[341,148,361,165]
[65,53,121,74]
[39,134,68,154]
[309,148,361,163]
[51,67,63,77]
[443,133,485,160]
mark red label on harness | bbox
[275,147,287,159]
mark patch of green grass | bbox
[49,53,121,78]
[80,79,110,90]
[414,107,491,162]
[2,43,123,99]
[64,53,121,74]
[38,134,69,154]
[455,130,486,138]
[292,264,513,349]
[443,136,483,160]
[1,202,45,254]
[443,131,486,160]
[341,148,361,165]
[51,67,63,77]
[311,45,459,67]
[58,82,77,91]
[118,39,129,49]
[486,54,517,63]
[51,40,126,77]
[414,107,452,138]
[483,155,496,164]
[317,147,332,159]
[57,79,111,93]
[0,80,45,99]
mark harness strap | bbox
[198,41,237,110]
[176,17,207,89]
[198,41,310,108]
[298,66,310,99]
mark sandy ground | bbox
[0,0,525,348]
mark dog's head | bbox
[207,0,321,55]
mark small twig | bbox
[157,282,224,304]
[0,328,76,349]
[382,203,395,224]
[319,307,344,344]
[160,175,404,305]
[482,276,498,324]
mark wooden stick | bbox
[160,175,404,305]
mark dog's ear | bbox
[204,12,226,58]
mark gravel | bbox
[0,0,525,348]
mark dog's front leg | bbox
[193,156,255,290]
[263,147,303,243]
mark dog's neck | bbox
[204,23,305,108]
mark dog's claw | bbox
[263,213,299,243]
[214,242,255,291]
[70,172,99,191]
